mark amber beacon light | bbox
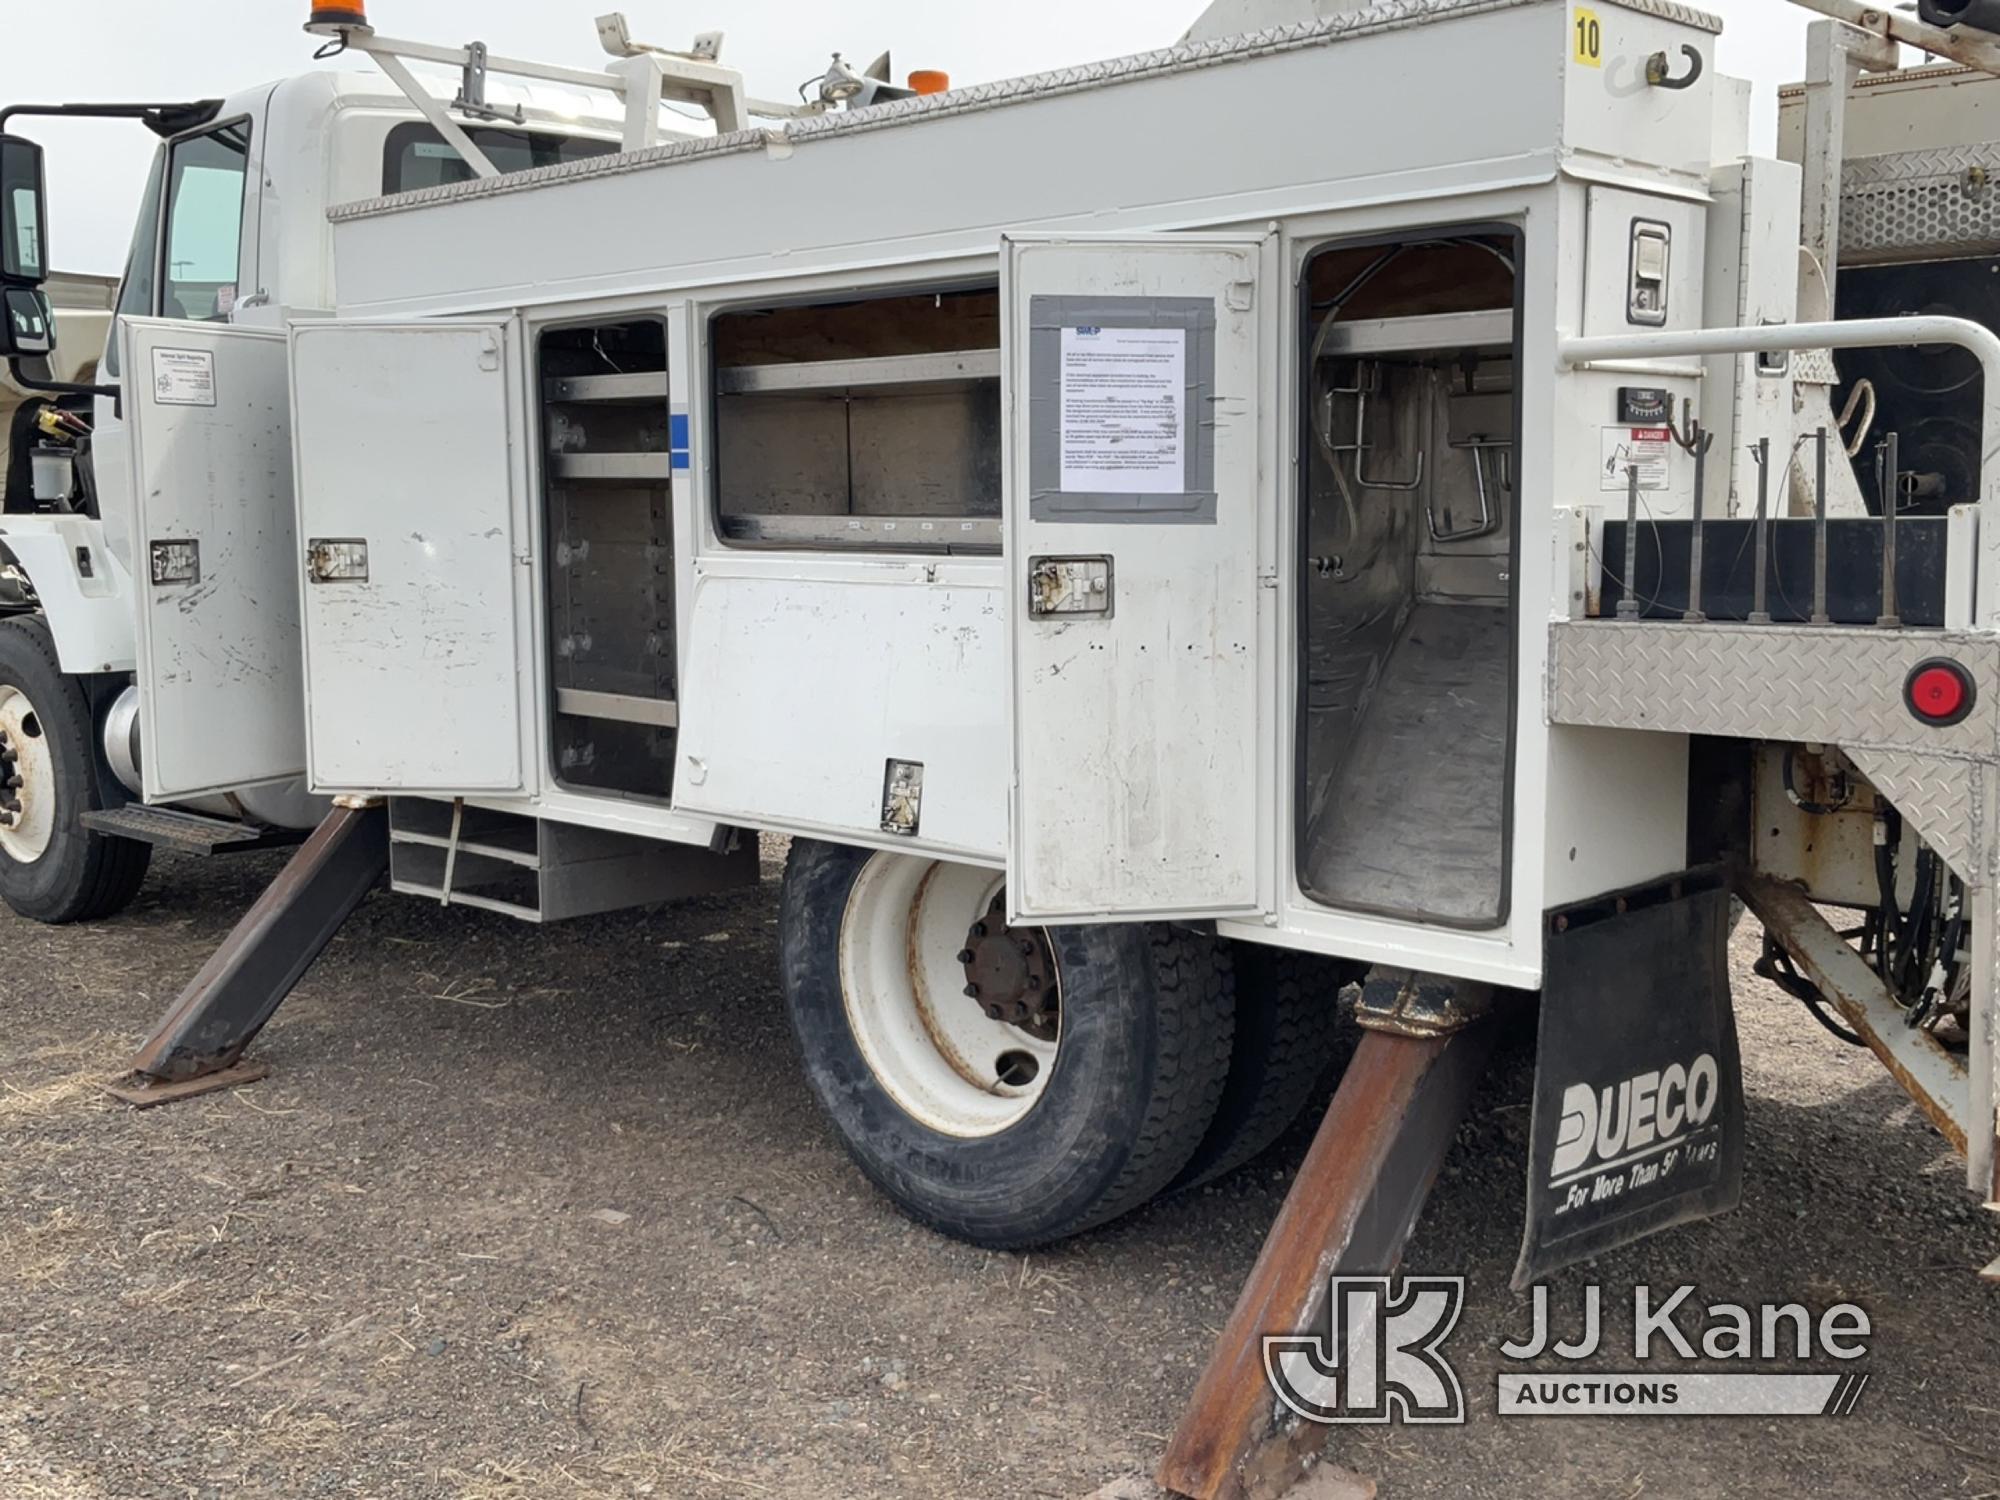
[306,1,372,36]
[909,70,951,96]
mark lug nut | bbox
[985,1006,1002,1020]
[957,948,975,964]
[963,983,980,998]
[970,922,988,938]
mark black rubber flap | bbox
[1513,869,1743,1288]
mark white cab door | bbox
[1003,233,1274,923]
[289,320,528,795]
[122,319,305,800]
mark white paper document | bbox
[1058,326,1187,493]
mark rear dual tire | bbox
[1169,944,1358,1191]
[780,840,1351,1247]
[781,838,1236,1248]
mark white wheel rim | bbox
[837,852,1061,1138]
[0,684,55,865]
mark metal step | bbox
[79,805,308,856]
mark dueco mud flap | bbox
[1513,867,1744,1288]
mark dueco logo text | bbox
[1549,1052,1719,1182]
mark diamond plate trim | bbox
[1840,145,2000,267]
[1548,622,2000,759]
[1845,749,1983,886]
[1793,348,1839,387]
[1616,0,1724,29]
[331,0,1718,224]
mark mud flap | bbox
[1513,868,1744,1288]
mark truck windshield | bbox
[383,122,619,192]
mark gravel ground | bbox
[0,842,1995,1499]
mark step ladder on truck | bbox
[3,0,2000,1493]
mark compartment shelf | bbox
[550,452,673,481]
[554,687,678,728]
[1316,308,1514,357]
[388,881,542,921]
[543,371,670,404]
[717,513,1001,550]
[389,827,541,868]
[715,349,999,396]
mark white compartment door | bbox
[123,319,306,801]
[1003,233,1273,923]
[289,320,527,795]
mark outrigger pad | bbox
[100,1060,272,1108]
[1513,867,1743,1288]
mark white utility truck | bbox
[5,0,2000,1491]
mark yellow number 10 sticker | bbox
[1574,6,1603,66]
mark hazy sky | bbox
[3,0,1818,276]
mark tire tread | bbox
[1074,926,1236,1231]
[1170,945,1354,1191]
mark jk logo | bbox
[1263,1276,1467,1425]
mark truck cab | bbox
[93,67,626,649]
[0,62,628,920]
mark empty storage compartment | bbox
[710,286,1000,552]
[540,319,678,801]
[387,798,757,923]
[1295,231,1521,928]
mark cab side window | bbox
[102,150,166,378]
[161,122,251,322]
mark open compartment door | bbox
[123,319,306,801]
[289,320,529,795]
[1003,234,1273,923]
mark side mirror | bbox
[0,286,54,358]
[0,134,49,286]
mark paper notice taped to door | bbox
[150,347,217,408]
[1599,425,1671,492]
[1059,326,1186,494]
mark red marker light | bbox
[1905,659,1974,727]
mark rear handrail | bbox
[1559,316,2000,629]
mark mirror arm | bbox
[0,100,223,137]
[6,358,115,401]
